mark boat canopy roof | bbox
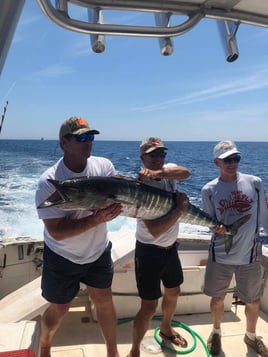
[1,0,268,75]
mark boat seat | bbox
[0,277,48,323]
[0,321,39,355]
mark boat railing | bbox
[37,0,268,38]
[36,0,268,60]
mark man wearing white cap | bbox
[202,140,268,356]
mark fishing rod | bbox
[0,100,8,134]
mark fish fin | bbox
[223,214,251,253]
[112,175,140,183]
[47,178,60,187]
[38,190,65,208]
[38,179,68,208]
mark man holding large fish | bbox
[35,116,122,357]
[37,127,260,357]
[127,137,191,357]
[202,140,268,356]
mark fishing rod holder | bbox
[217,20,240,62]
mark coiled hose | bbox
[117,315,211,356]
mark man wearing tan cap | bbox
[36,116,122,357]
[128,137,191,357]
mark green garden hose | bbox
[117,316,211,356]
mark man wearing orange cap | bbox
[36,116,122,357]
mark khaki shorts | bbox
[203,260,262,304]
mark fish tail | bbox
[228,214,251,233]
[223,214,251,253]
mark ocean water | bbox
[1,139,268,242]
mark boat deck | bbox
[2,235,268,356]
[50,299,268,357]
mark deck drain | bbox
[81,316,90,323]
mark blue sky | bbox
[1,2,268,141]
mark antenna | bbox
[0,101,8,134]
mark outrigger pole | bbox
[0,100,8,134]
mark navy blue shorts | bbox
[41,242,114,304]
[135,241,184,300]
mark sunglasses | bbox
[73,133,95,143]
[146,151,167,158]
[221,155,241,164]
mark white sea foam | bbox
[3,139,267,241]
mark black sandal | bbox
[160,330,188,348]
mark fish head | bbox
[38,177,118,210]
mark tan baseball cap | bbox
[59,116,100,138]
[140,137,168,155]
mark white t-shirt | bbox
[35,156,115,264]
[202,172,268,265]
[136,163,179,247]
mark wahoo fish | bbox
[38,176,250,253]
